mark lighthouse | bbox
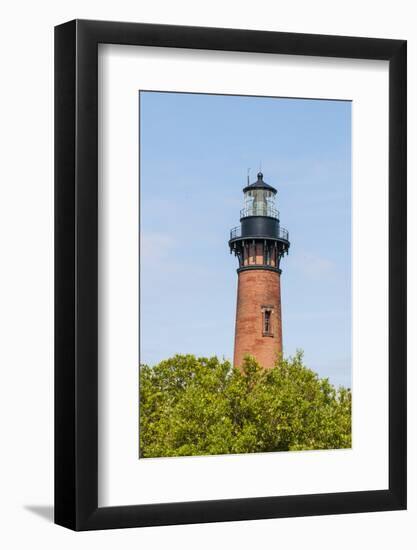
[229,172,290,370]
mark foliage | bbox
[139,353,351,458]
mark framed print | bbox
[55,20,406,530]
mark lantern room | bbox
[241,172,278,219]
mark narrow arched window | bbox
[262,308,273,336]
[264,310,271,333]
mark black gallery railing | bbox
[230,225,289,241]
[240,205,279,219]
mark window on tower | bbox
[263,309,273,336]
[265,244,270,265]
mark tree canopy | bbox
[139,353,351,458]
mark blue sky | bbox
[140,91,351,388]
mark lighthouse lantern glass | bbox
[244,188,275,217]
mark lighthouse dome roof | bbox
[243,172,277,194]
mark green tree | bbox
[139,353,351,458]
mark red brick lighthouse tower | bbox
[229,172,290,370]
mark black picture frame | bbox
[55,19,407,531]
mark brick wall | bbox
[233,268,282,370]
